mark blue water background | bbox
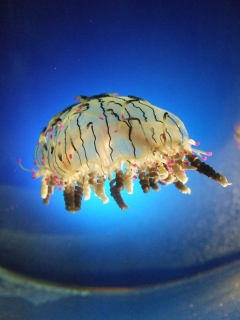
[1,1,240,319]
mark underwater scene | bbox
[1,0,240,319]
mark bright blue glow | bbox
[3,0,238,179]
[1,1,240,295]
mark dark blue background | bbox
[1,0,240,291]
[1,0,239,181]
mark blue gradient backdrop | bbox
[1,0,240,285]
